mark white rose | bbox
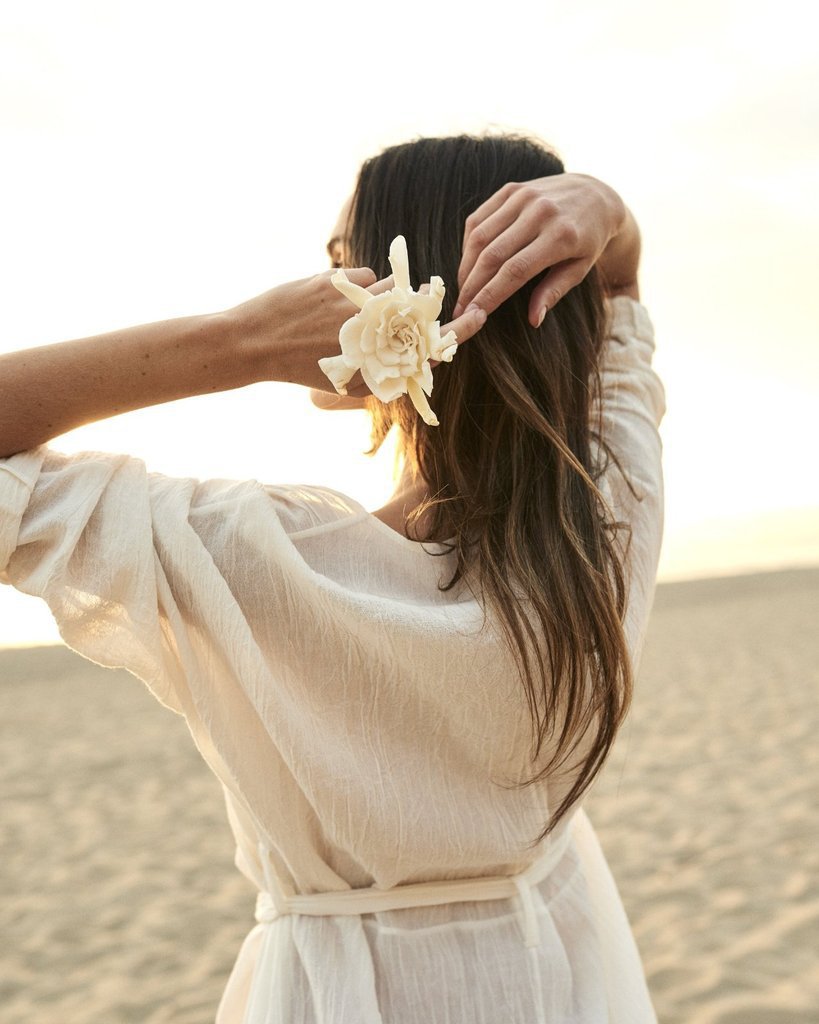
[317,235,458,427]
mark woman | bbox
[0,133,664,1023]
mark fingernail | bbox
[452,302,463,318]
[536,307,546,328]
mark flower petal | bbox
[439,339,458,362]
[360,362,407,403]
[331,269,373,310]
[407,278,445,322]
[365,353,401,384]
[388,236,411,292]
[427,276,447,318]
[379,377,410,403]
[429,326,458,362]
[360,321,377,354]
[417,358,434,396]
[318,354,358,395]
[378,346,402,365]
[368,292,401,316]
[407,375,439,426]
[339,316,365,360]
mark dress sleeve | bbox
[0,447,186,713]
[596,295,666,504]
[595,296,666,660]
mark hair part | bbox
[349,133,640,847]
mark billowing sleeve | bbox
[0,447,187,713]
[597,295,666,504]
[595,296,667,659]
[0,445,349,839]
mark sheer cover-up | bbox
[0,297,665,1023]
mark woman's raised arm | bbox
[0,265,488,458]
[0,269,376,458]
[0,311,249,459]
[453,173,641,324]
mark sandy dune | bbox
[1,567,817,1023]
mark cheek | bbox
[330,241,345,267]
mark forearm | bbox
[0,263,416,459]
[597,204,641,299]
[0,311,254,458]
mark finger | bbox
[465,181,519,227]
[429,305,487,367]
[366,273,395,296]
[443,303,488,345]
[458,239,548,319]
[456,188,528,296]
[344,267,377,288]
[456,209,542,317]
[528,259,591,326]
[459,182,520,256]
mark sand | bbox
[1,567,817,1023]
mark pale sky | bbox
[1,0,817,645]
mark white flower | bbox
[318,235,458,427]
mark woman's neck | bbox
[372,457,431,538]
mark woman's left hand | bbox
[453,173,627,327]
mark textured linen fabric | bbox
[0,295,665,1023]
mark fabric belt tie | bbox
[254,818,574,949]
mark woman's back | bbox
[0,294,663,1022]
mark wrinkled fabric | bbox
[0,296,665,1023]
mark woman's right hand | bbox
[231,267,382,395]
[453,173,638,327]
[235,268,488,398]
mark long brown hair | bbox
[348,133,638,846]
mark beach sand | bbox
[1,567,817,1023]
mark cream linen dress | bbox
[0,295,665,1023]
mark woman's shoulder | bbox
[257,481,369,537]
[144,463,371,541]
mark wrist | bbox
[597,205,641,295]
[219,302,277,387]
[222,282,302,387]
[571,173,627,237]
